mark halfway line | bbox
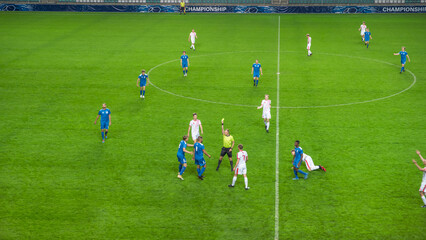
[274,15,280,240]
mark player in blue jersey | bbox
[180,51,189,77]
[292,140,308,180]
[394,46,411,74]
[251,59,263,87]
[364,29,372,49]
[136,69,149,99]
[177,135,194,180]
[193,136,211,180]
[94,103,111,143]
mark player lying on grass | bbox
[94,103,111,143]
[257,94,271,133]
[177,135,194,181]
[358,21,367,42]
[292,140,308,180]
[413,150,426,208]
[216,118,235,171]
[364,29,372,49]
[228,144,249,190]
[187,112,203,143]
[180,51,189,77]
[188,29,197,51]
[137,69,149,99]
[291,150,326,172]
[306,34,312,56]
[193,136,211,180]
[394,46,411,74]
[251,59,262,87]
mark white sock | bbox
[266,122,270,130]
[264,120,266,126]
[422,196,426,205]
[232,176,237,186]
[192,44,195,49]
[311,165,320,171]
[244,177,248,188]
[308,50,312,55]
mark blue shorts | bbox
[195,158,206,166]
[365,38,370,42]
[182,63,188,68]
[177,155,187,164]
[140,82,146,87]
[100,121,109,130]
[401,61,406,65]
[253,73,260,78]
[293,159,301,168]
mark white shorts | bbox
[191,39,195,44]
[262,112,271,119]
[192,132,199,141]
[420,182,426,192]
[307,44,311,50]
[235,166,247,175]
[361,31,365,36]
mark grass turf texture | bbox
[0,12,425,239]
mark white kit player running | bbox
[229,144,249,190]
[412,150,426,208]
[358,21,367,42]
[291,150,326,172]
[306,34,312,56]
[188,29,198,51]
[257,94,271,133]
[187,112,203,143]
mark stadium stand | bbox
[1,0,425,4]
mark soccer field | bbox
[1,12,425,239]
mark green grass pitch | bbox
[1,12,425,239]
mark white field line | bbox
[274,15,280,240]
[147,51,416,109]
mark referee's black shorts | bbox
[180,7,185,12]
[220,147,232,158]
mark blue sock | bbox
[367,44,369,48]
[179,164,182,172]
[293,169,298,178]
[183,70,185,75]
[185,70,188,73]
[143,90,145,96]
[298,169,308,175]
[199,166,206,176]
[256,80,259,86]
[140,90,142,95]
[253,80,256,85]
[197,168,200,174]
[402,66,405,71]
[101,132,104,140]
[179,166,186,175]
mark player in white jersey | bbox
[358,21,367,42]
[291,150,326,172]
[257,94,271,133]
[228,144,249,190]
[306,34,312,56]
[413,150,426,208]
[188,29,198,51]
[187,112,203,143]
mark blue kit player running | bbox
[180,51,189,77]
[177,135,194,180]
[292,140,308,180]
[137,69,149,99]
[193,136,211,180]
[364,29,372,48]
[94,103,111,143]
[394,46,411,74]
[251,59,263,87]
